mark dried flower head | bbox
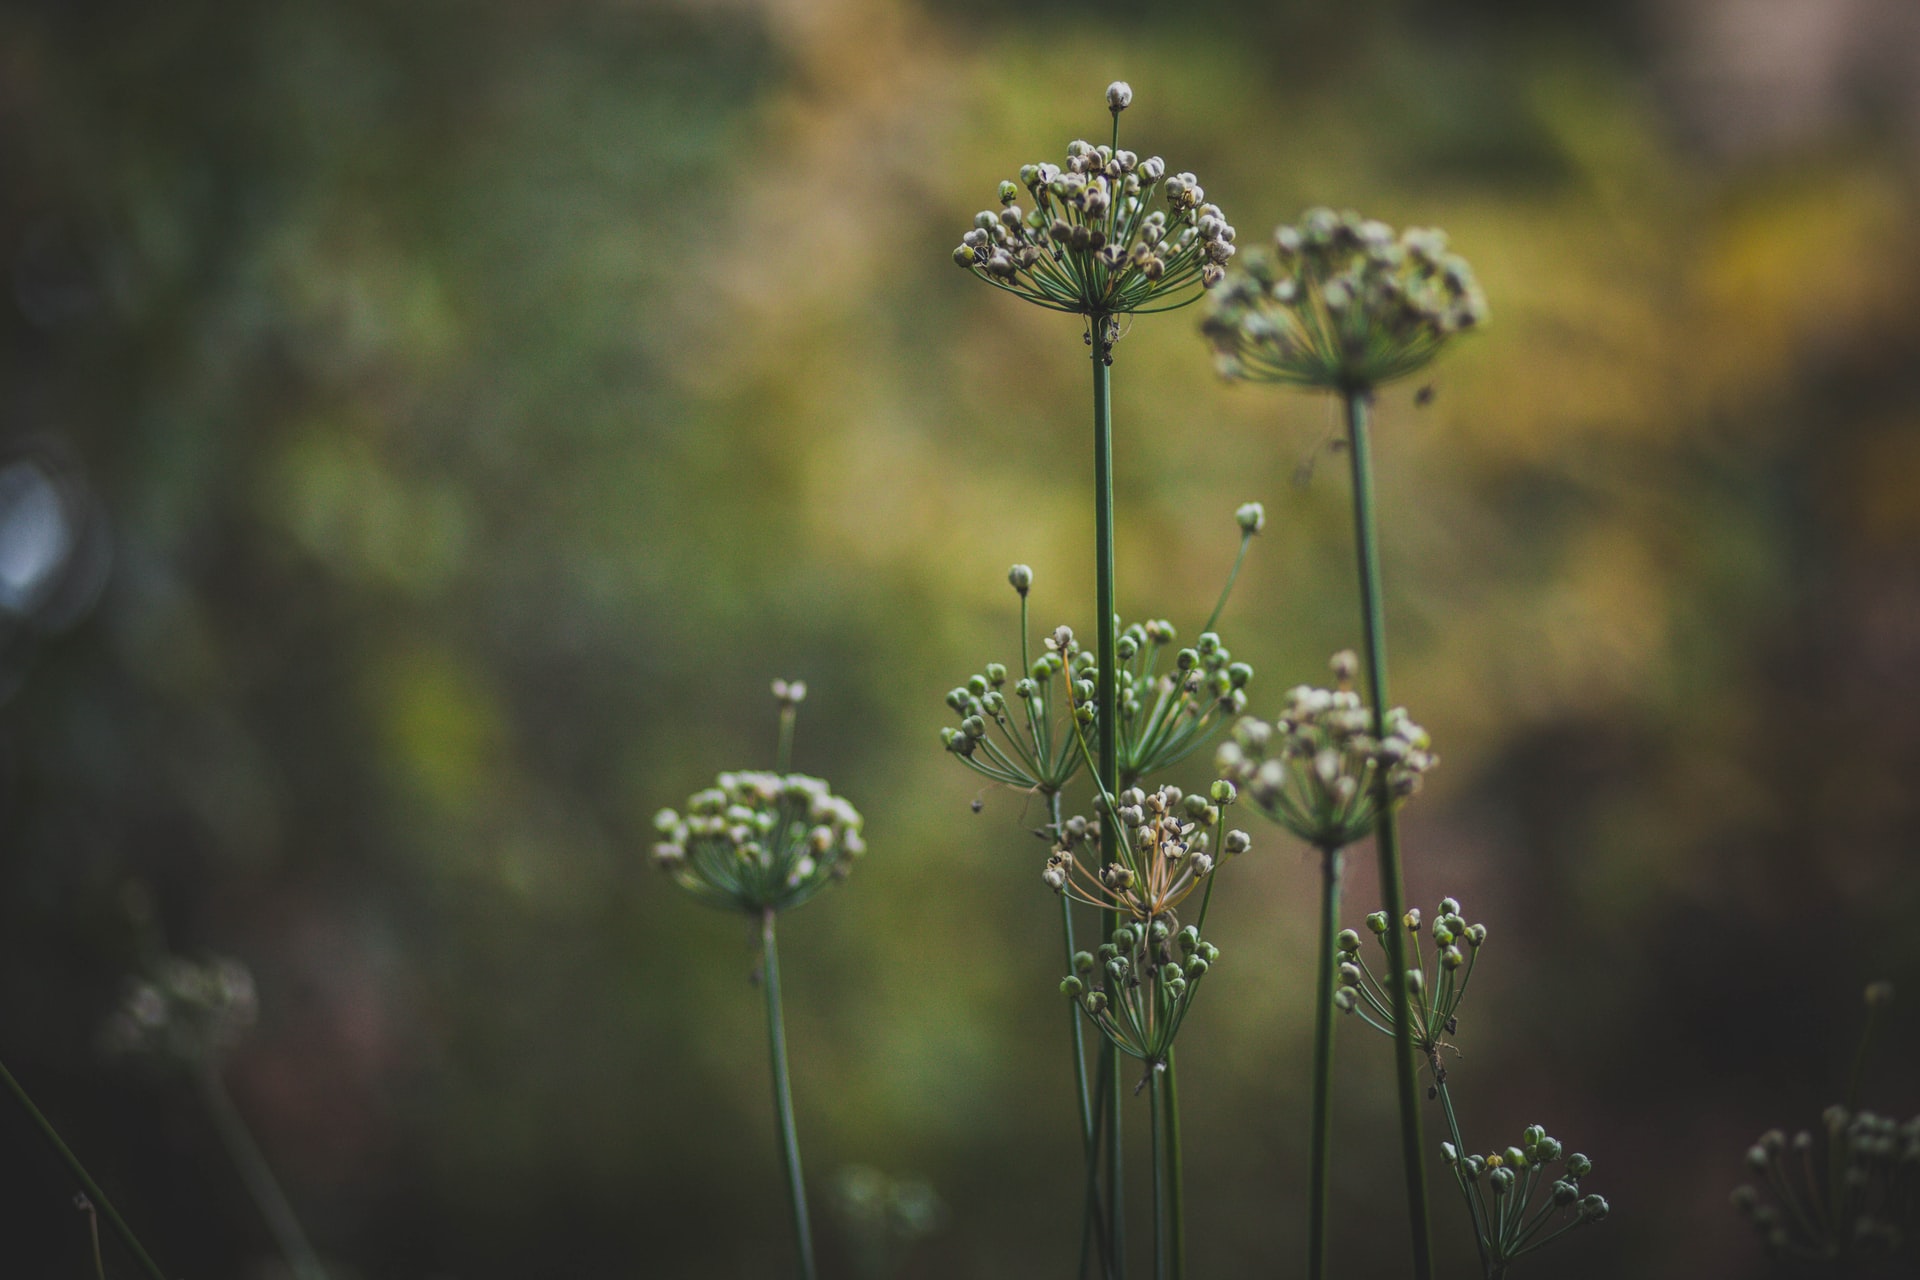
[1203,208,1486,393]
[1061,919,1219,1074]
[953,88,1235,318]
[1442,1124,1609,1268]
[1335,895,1483,1067]
[1215,652,1435,851]
[653,771,865,914]
[1041,784,1239,922]
[1732,1109,1919,1266]
[100,954,258,1068]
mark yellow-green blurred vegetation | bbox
[2,0,1918,1276]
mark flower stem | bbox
[1435,1078,1494,1278]
[1163,1048,1186,1280]
[201,1068,329,1280]
[1150,1064,1168,1280]
[0,1055,170,1280]
[1307,846,1344,1280]
[1056,791,1108,1280]
[1093,312,1126,1278]
[761,909,817,1280]
[1340,388,1433,1279]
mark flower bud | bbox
[1438,896,1461,916]
[1106,81,1133,113]
[1565,1153,1592,1178]
[1366,912,1390,935]
[1060,976,1084,997]
[1224,829,1251,854]
[1210,779,1237,805]
[1008,564,1033,595]
[1336,928,1361,953]
[1236,502,1265,534]
[1330,650,1359,684]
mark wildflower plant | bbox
[1206,207,1486,1280]
[1441,1127,1610,1278]
[1732,982,1919,1272]
[1201,208,1485,393]
[954,80,1239,1277]
[651,680,862,1280]
[103,955,329,1280]
[1218,652,1438,1280]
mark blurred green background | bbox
[3,0,1919,1275]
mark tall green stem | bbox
[1093,313,1126,1277]
[202,1068,329,1280]
[761,910,817,1280]
[1435,1079,1493,1278]
[0,1055,170,1280]
[1056,791,1109,1280]
[1341,389,1433,1278]
[1163,1049,1186,1280]
[1307,846,1344,1280]
[1149,1065,1168,1280]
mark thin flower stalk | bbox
[0,1057,170,1280]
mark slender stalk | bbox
[201,1068,329,1280]
[1150,1065,1168,1280]
[776,704,797,775]
[760,909,817,1280]
[1435,1079,1493,1278]
[1058,794,1108,1280]
[1307,845,1344,1280]
[0,1055,171,1280]
[1340,388,1433,1278]
[1093,312,1126,1277]
[1163,1048,1186,1280]
[79,1195,107,1280]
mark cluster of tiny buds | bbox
[100,955,259,1066]
[1443,1127,1607,1219]
[771,678,807,707]
[953,87,1236,317]
[1216,651,1434,851]
[1042,783,1245,919]
[652,771,865,913]
[1732,1107,1920,1262]
[1204,208,1486,392]
[1060,918,1220,1067]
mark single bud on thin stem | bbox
[1236,502,1265,534]
[1107,81,1133,114]
[1009,564,1033,596]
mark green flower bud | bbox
[1504,1147,1528,1169]
[1112,926,1136,949]
[1073,951,1095,973]
[1060,976,1084,997]
[1552,1180,1579,1207]
[1366,912,1390,935]
[1227,662,1253,688]
[1333,987,1357,1013]
[1185,957,1209,978]
[1199,942,1219,963]
[1566,1153,1592,1178]
[1236,502,1265,533]
[985,662,1007,685]
[1106,81,1132,113]
[1336,929,1362,953]
[1224,829,1251,854]
[1438,896,1461,916]
[999,180,1020,205]
[1183,794,1212,819]
[1008,564,1033,595]
[1578,1194,1608,1222]
[1441,945,1464,970]
[1489,1167,1515,1195]
[1405,969,1424,996]
[1464,923,1487,948]
[967,674,989,697]
[1085,991,1108,1015]
[1210,779,1237,805]
[1177,926,1199,954]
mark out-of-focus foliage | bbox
[2,0,1918,1276]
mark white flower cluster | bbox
[653,771,865,914]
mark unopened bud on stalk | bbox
[1107,81,1133,113]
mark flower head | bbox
[653,771,864,914]
[1335,895,1483,1063]
[1042,784,1244,923]
[1733,1109,1919,1265]
[1061,918,1219,1073]
[1443,1124,1608,1268]
[1215,651,1435,851]
[1203,208,1485,393]
[101,954,258,1068]
[953,88,1235,318]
